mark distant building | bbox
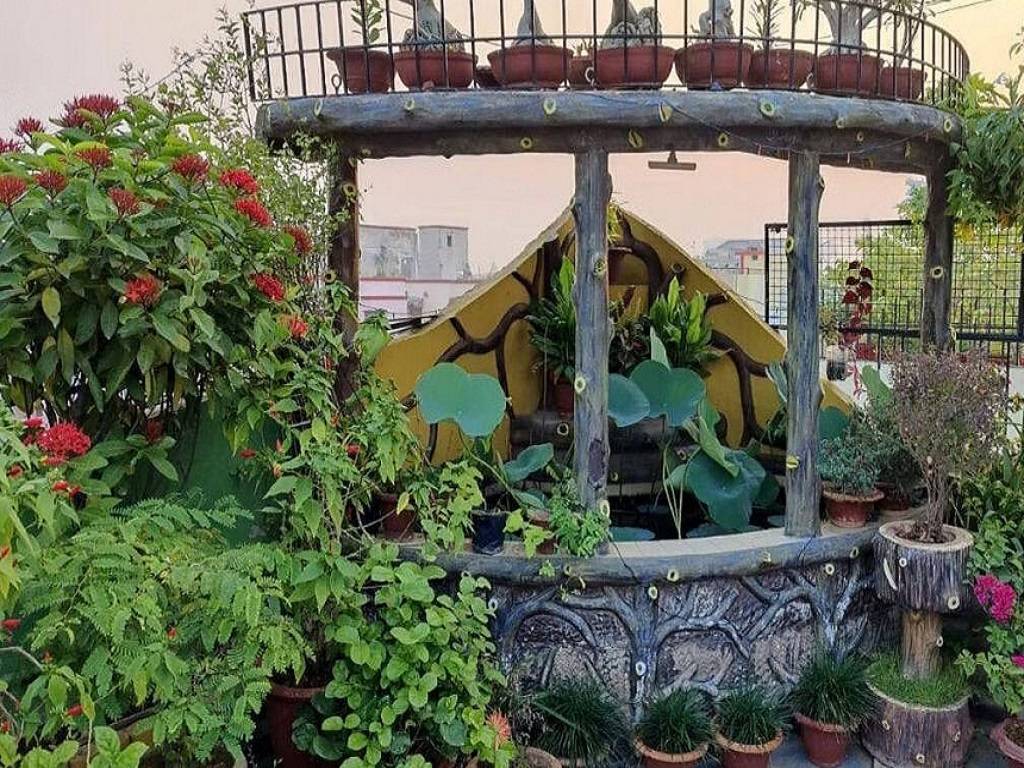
[359,224,476,319]
[701,239,766,313]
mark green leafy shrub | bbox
[715,686,788,747]
[533,680,628,764]
[636,688,713,755]
[648,279,716,373]
[546,470,609,557]
[860,366,920,499]
[0,726,147,768]
[818,420,880,497]
[527,259,576,384]
[791,652,874,728]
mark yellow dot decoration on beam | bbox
[543,97,557,115]
[520,136,534,150]
[628,129,644,149]
[658,103,673,123]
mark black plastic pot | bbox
[472,510,507,555]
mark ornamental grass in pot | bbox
[533,680,629,766]
[818,417,883,528]
[714,686,788,768]
[635,688,714,768]
[791,652,875,768]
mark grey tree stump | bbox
[862,685,973,768]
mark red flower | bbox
[144,419,164,444]
[75,145,112,170]
[23,416,44,430]
[35,170,68,196]
[124,273,162,307]
[0,546,8,560]
[52,480,69,493]
[218,168,259,195]
[1,619,20,632]
[108,187,139,217]
[14,117,43,138]
[36,423,92,465]
[167,627,177,640]
[283,314,308,340]
[0,138,21,155]
[239,448,256,460]
[234,197,272,228]
[58,94,120,127]
[67,485,81,498]
[0,175,27,207]
[252,272,285,302]
[856,282,873,299]
[65,704,83,719]
[0,721,8,734]
[346,444,360,458]
[171,153,209,183]
[7,465,23,479]
[283,225,313,255]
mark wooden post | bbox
[785,151,823,538]
[921,156,954,350]
[571,149,612,511]
[328,152,360,399]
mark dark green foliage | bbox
[636,688,713,754]
[818,418,880,497]
[533,680,628,763]
[528,259,576,383]
[648,278,716,373]
[715,686,789,747]
[791,652,875,728]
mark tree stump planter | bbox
[823,486,883,528]
[594,46,675,89]
[992,718,1024,768]
[874,522,973,618]
[794,713,850,768]
[635,740,708,768]
[326,48,393,94]
[747,48,815,89]
[677,42,753,89]
[861,684,972,768]
[393,50,477,89]
[488,46,572,88]
[713,731,783,768]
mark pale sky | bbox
[0,0,1020,270]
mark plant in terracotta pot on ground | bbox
[714,686,788,768]
[528,259,576,416]
[791,652,875,768]
[817,417,883,528]
[635,688,714,768]
[532,680,629,766]
[327,0,393,93]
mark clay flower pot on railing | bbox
[822,485,884,528]
[813,52,881,97]
[327,47,393,94]
[747,47,815,89]
[594,45,675,89]
[677,40,753,89]
[488,44,572,88]
[879,63,925,100]
[394,49,477,89]
[568,53,595,88]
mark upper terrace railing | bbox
[242,0,969,107]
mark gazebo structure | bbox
[245,0,969,734]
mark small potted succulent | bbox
[635,688,714,768]
[394,0,476,89]
[791,652,875,768]
[818,419,883,528]
[747,0,814,88]
[528,258,576,416]
[714,686,788,768]
[534,680,629,766]
[488,1,571,87]
[594,5,673,88]
[327,0,393,93]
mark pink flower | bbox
[975,574,1017,624]
[1012,655,1024,669]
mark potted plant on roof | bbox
[395,0,476,89]
[528,258,576,416]
[747,0,814,89]
[327,0,393,93]
[488,0,571,88]
[569,40,596,88]
[677,0,753,89]
[635,688,715,768]
[792,651,875,767]
[647,278,718,374]
[862,350,1005,768]
[879,0,929,99]
[798,0,882,96]
[818,416,883,528]
[533,679,630,766]
[714,686,788,768]
[594,0,673,89]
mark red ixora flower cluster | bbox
[108,187,140,217]
[14,117,44,138]
[36,422,92,466]
[975,574,1017,624]
[0,138,21,155]
[252,272,286,302]
[36,170,68,196]
[124,273,162,307]
[234,197,273,228]
[58,94,120,128]
[171,153,209,183]
[75,145,112,170]
[219,168,260,196]
[282,314,309,340]
[0,175,28,207]
[283,224,313,256]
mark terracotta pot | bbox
[747,48,815,89]
[394,50,476,89]
[552,376,575,416]
[594,46,675,89]
[795,713,850,768]
[992,718,1024,768]
[636,739,708,768]
[879,65,925,100]
[677,41,753,89]
[266,682,331,768]
[822,486,883,528]
[714,731,783,768]
[569,55,595,88]
[813,53,881,97]
[326,47,393,94]
[475,65,501,89]
[487,45,572,88]
[530,509,556,555]
[378,491,417,539]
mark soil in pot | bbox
[813,53,881,97]
[879,65,925,100]
[394,49,476,89]
[265,682,331,768]
[594,46,675,89]
[714,731,783,768]
[487,45,572,88]
[378,491,417,540]
[677,41,753,89]
[636,740,708,768]
[472,510,507,554]
[823,486,883,528]
[993,718,1024,768]
[747,48,815,88]
[326,47,393,94]
[795,713,849,768]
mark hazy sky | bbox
[0,0,1019,270]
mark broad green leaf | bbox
[41,287,61,326]
[414,363,506,438]
[685,449,766,532]
[503,443,554,483]
[608,373,649,428]
[100,300,119,338]
[629,360,705,427]
[29,231,60,255]
[650,328,669,367]
[819,406,850,441]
